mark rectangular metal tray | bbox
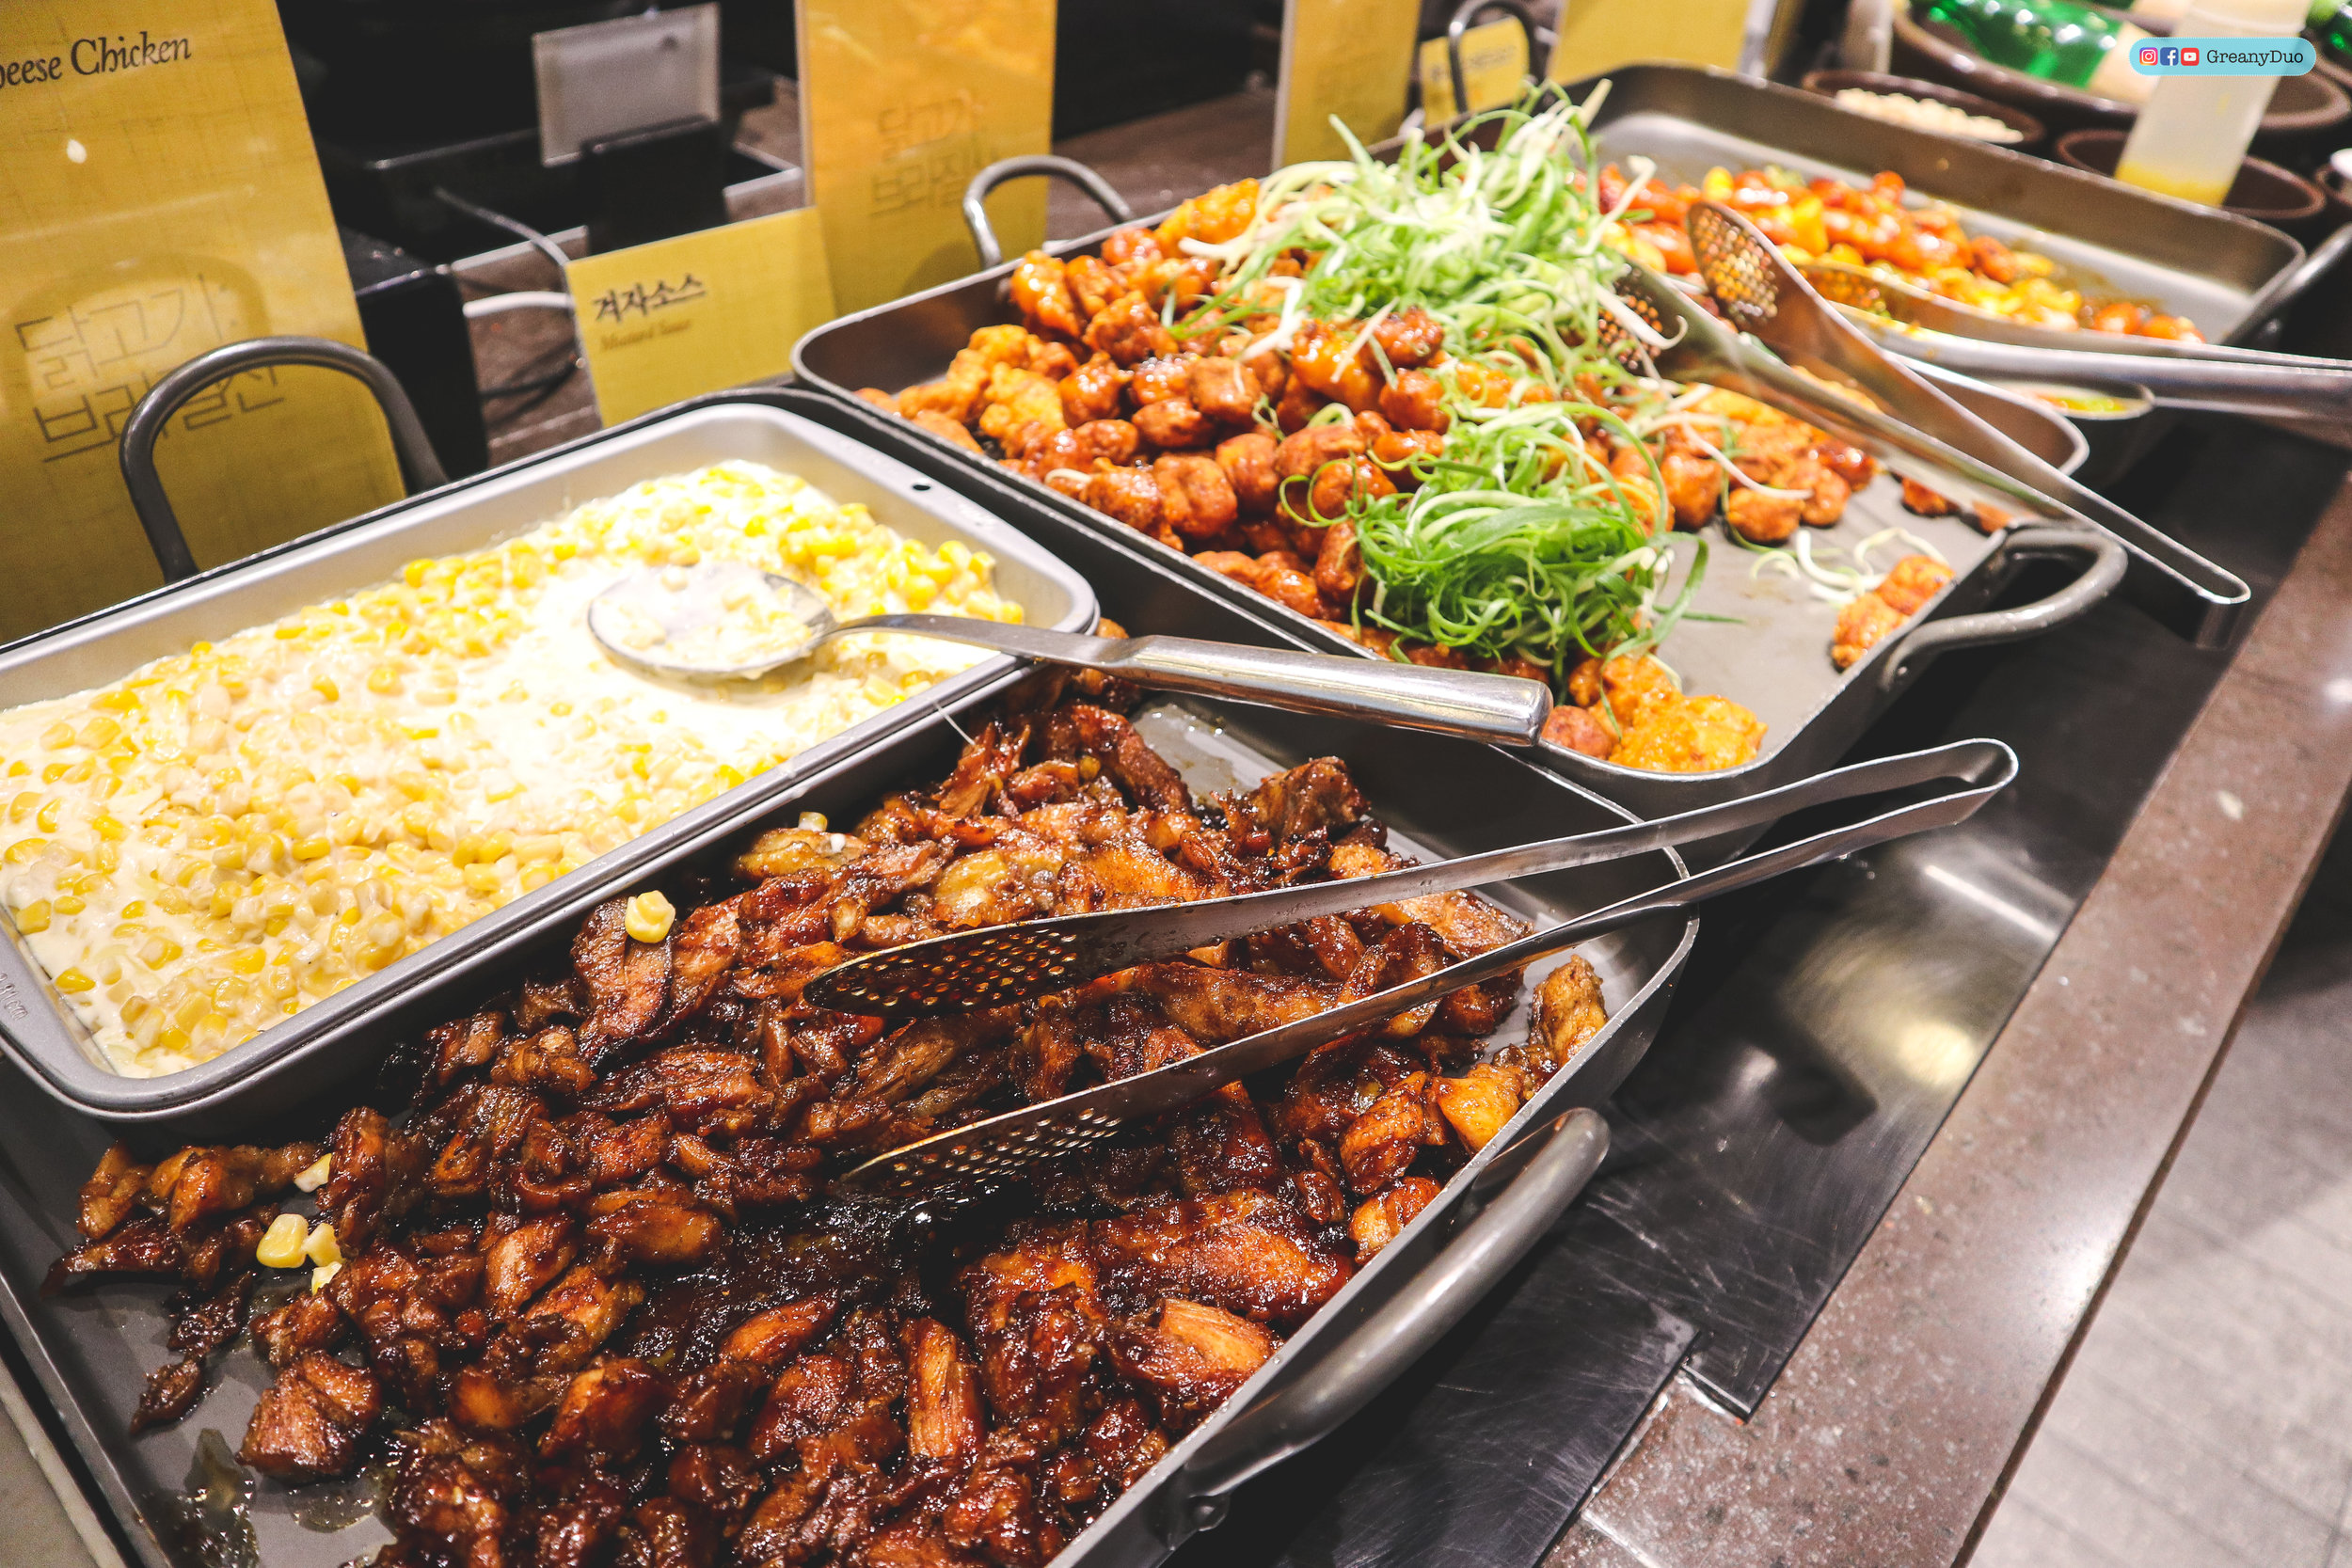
[1580,63,2302,342]
[0,403,1098,1130]
[0,401,1696,1566]
[791,131,2199,822]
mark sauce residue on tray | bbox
[0,460,1022,1077]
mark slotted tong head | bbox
[1594,201,2245,651]
[818,737,2017,1195]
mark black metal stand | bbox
[580,117,730,253]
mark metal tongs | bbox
[1599,203,2246,650]
[1800,257,2352,422]
[820,737,2017,1195]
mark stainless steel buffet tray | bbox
[0,433,1697,1565]
[793,109,2199,820]
[1577,63,2304,344]
[0,403,1098,1129]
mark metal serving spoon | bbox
[585,561,1553,744]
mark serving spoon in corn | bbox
[586,561,1553,745]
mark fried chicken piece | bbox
[1137,964,1340,1045]
[1059,354,1127,425]
[1326,839,1533,959]
[1348,1176,1442,1259]
[146,1141,324,1232]
[483,1214,579,1320]
[430,1011,507,1088]
[43,1212,183,1293]
[1091,1188,1351,1328]
[573,897,673,1052]
[1432,1062,1527,1151]
[1085,293,1177,365]
[1609,694,1767,773]
[253,1290,347,1370]
[1541,703,1616,760]
[1831,592,1908,672]
[1236,755,1367,843]
[541,1357,668,1463]
[1899,475,1959,517]
[932,841,1067,927]
[1725,483,1803,545]
[1108,1298,1274,1423]
[904,1317,986,1468]
[1875,553,1955,616]
[131,1357,206,1434]
[1154,452,1239,537]
[1528,954,1608,1075]
[1185,356,1260,425]
[1084,467,1166,538]
[1338,1072,1442,1192]
[587,1183,722,1268]
[1216,431,1279,515]
[241,1351,383,1479]
[76,1144,151,1242]
[1009,251,1081,339]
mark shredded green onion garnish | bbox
[1168,93,1710,675]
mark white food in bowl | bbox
[1833,87,2026,144]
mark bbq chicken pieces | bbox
[49,676,1608,1568]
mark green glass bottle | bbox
[1915,0,2154,98]
[2313,0,2352,60]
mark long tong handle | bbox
[806,739,2009,1017]
[1851,318,2352,420]
[831,738,2017,1194]
[834,613,1551,744]
[1684,202,2248,648]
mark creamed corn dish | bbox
[0,461,1023,1077]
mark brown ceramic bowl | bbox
[1800,69,2047,151]
[2054,128,2330,241]
[1892,8,2350,154]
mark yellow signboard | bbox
[1546,0,1754,81]
[797,0,1057,315]
[0,0,401,643]
[1417,17,1534,125]
[1276,0,1422,166]
[567,207,838,426]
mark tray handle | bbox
[1443,0,1548,123]
[2237,223,2352,345]
[1153,1105,1610,1547]
[1878,523,2126,691]
[961,155,1135,272]
[119,335,450,583]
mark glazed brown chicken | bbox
[47,673,1608,1568]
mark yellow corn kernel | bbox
[311,1261,342,1293]
[39,722,72,750]
[53,894,85,915]
[303,1221,342,1267]
[34,799,60,832]
[137,937,183,968]
[520,864,557,893]
[625,890,675,943]
[76,717,120,750]
[292,835,331,862]
[62,758,94,784]
[227,947,265,974]
[294,1153,333,1193]
[311,674,340,703]
[462,863,501,895]
[256,1212,308,1268]
[15,900,51,933]
[366,663,402,695]
[5,838,46,864]
[53,967,93,993]
[93,815,127,841]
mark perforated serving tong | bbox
[1583,216,2235,649]
[1799,257,2352,422]
[1667,199,2240,648]
[826,737,2017,1196]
